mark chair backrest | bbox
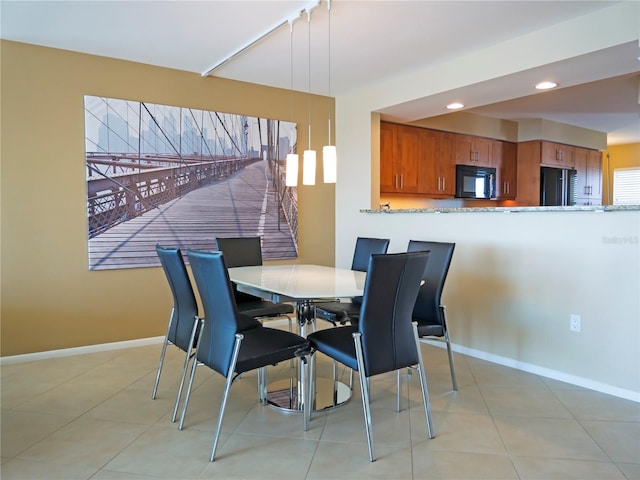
[351,237,390,272]
[358,251,429,377]
[215,237,263,268]
[215,237,264,304]
[186,249,243,376]
[406,240,455,327]
[156,245,199,350]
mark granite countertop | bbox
[361,205,640,214]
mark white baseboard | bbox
[2,335,638,403]
[0,336,165,365]
[420,339,640,403]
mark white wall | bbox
[334,2,640,400]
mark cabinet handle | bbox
[442,177,446,190]
[437,177,441,191]
[400,175,404,190]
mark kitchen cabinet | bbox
[541,141,575,168]
[516,140,602,206]
[515,141,543,206]
[420,130,455,196]
[493,141,517,199]
[574,148,602,205]
[380,122,420,193]
[455,134,492,166]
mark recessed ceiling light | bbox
[535,81,558,90]
[446,102,464,110]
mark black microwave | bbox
[455,165,496,199]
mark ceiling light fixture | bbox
[303,8,316,185]
[285,19,299,187]
[446,102,464,110]
[535,81,558,90]
[322,0,337,184]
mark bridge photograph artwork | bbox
[85,95,298,271]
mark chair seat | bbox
[315,300,360,325]
[307,325,358,371]
[238,300,294,319]
[238,313,263,331]
[234,327,310,375]
[415,323,444,338]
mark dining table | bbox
[228,264,366,412]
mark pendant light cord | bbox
[307,9,312,151]
[327,0,332,147]
[290,21,294,124]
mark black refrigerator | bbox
[540,167,577,206]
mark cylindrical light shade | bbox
[285,153,299,187]
[322,145,337,183]
[303,150,316,185]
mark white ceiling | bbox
[2,0,639,145]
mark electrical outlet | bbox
[570,314,581,332]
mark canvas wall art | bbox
[85,95,298,270]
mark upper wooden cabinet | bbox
[493,141,517,199]
[380,122,454,197]
[541,141,575,168]
[455,134,492,166]
[574,148,602,205]
[420,130,455,196]
[380,122,421,193]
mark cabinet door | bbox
[394,125,420,192]
[419,129,454,196]
[587,149,602,204]
[574,147,589,197]
[474,137,493,166]
[379,122,396,193]
[494,141,517,199]
[574,148,603,205]
[515,141,542,206]
[541,141,575,168]
[454,135,475,165]
[454,135,492,166]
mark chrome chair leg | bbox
[258,367,267,405]
[412,322,434,439]
[441,307,458,391]
[396,370,401,412]
[353,332,375,462]
[152,308,175,400]
[211,334,243,462]
[171,318,201,422]
[178,323,205,431]
[301,355,310,431]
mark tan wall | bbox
[603,143,640,205]
[0,40,335,356]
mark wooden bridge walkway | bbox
[88,161,297,270]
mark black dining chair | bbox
[153,245,204,423]
[314,236,390,326]
[216,237,294,330]
[180,249,312,462]
[407,240,457,391]
[307,251,434,462]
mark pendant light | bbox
[285,19,299,187]
[322,0,337,183]
[302,8,316,185]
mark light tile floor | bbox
[2,339,639,479]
